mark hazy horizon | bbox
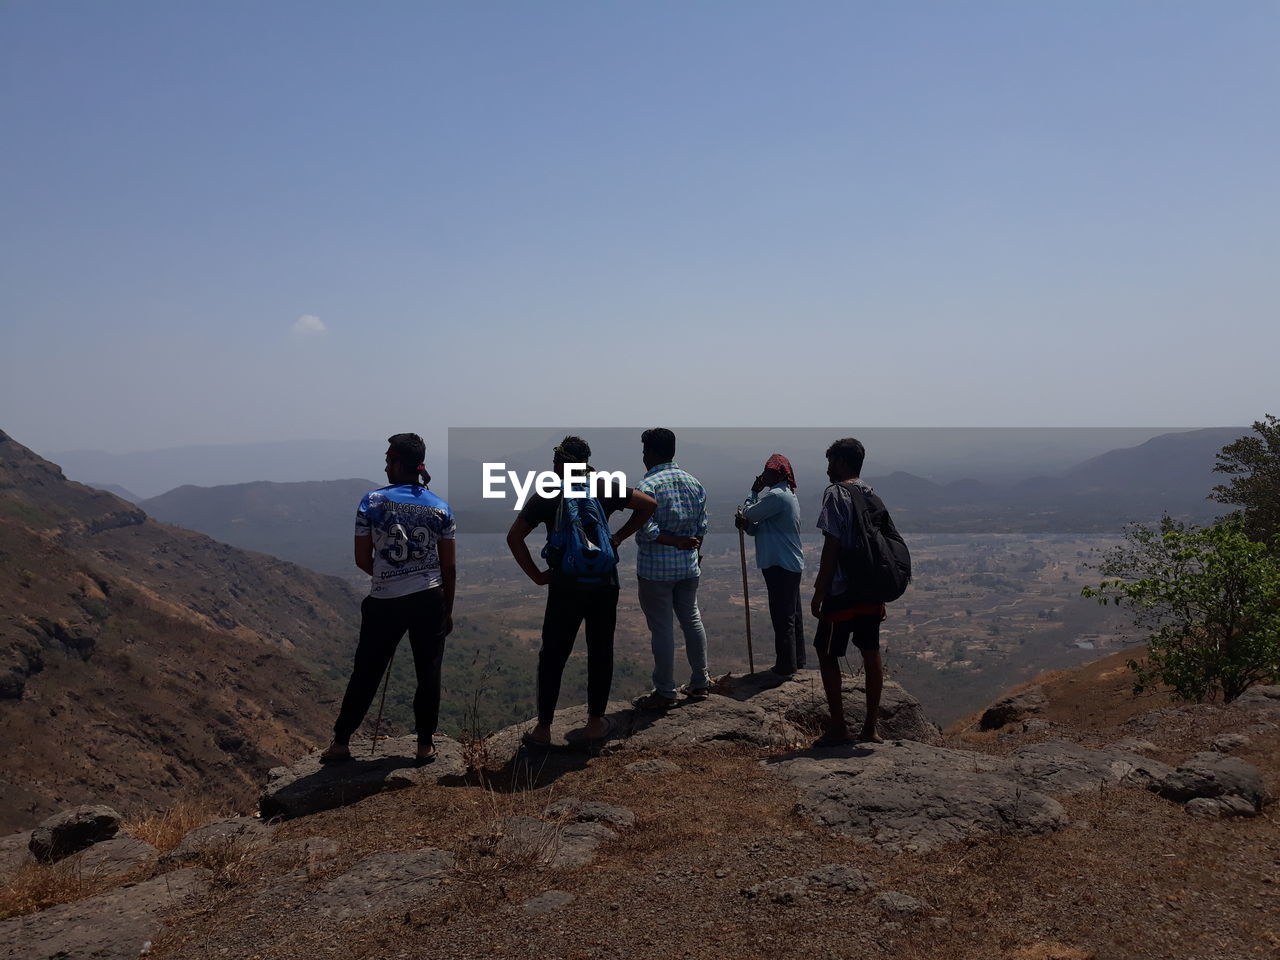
[18,423,1246,503]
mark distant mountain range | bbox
[140,478,378,577]
[0,428,362,832]
[46,438,397,500]
[82,427,1252,578]
[451,427,1244,538]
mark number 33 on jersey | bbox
[355,484,456,598]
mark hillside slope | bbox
[0,430,363,832]
[139,478,378,577]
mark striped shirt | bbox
[635,461,708,581]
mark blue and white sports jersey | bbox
[354,484,456,598]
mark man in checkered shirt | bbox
[632,427,712,708]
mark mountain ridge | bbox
[0,429,362,832]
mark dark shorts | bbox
[814,615,880,658]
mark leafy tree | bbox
[1212,413,1280,546]
[1083,516,1280,702]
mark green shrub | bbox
[1084,516,1280,702]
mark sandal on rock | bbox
[521,731,553,751]
[568,716,615,744]
[319,743,352,764]
[811,729,854,749]
[633,692,678,711]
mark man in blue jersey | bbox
[320,433,455,763]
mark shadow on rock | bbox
[259,735,468,820]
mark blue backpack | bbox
[541,493,619,585]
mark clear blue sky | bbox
[2,1,1276,453]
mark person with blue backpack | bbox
[506,436,656,747]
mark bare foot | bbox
[319,742,351,763]
[416,740,437,761]
[857,727,885,744]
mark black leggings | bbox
[537,583,618,726]
[333,588,447,744]
[761,565,806,672]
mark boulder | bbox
[0,866,209,960]
[766,740,1068,852]
[260,734,467,820]
[723,671,942,745]
[1156,752,1269,811]
[483,672,941,765]
[164,817,274,863]
[1108,738,1160,756]
[980,688,1047,731]
[1185,796,1259,820]
[308,849,453,920]
[73,835,158,878]
[0,831,32,876]
[28,805,122,864]
[1232,685,1280,709]
[251,836,341,878]
[1210,733,1251,753]
[1009,741,1174,794]
[804,863,878,894]
[544,797,636,829]
[493,816,617,869]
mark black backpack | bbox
[836,481,911,604]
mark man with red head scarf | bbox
[735,453,806,676]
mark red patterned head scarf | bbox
[764,453,796,490]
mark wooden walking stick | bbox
[738,522,755,673]
[369,646,397,757]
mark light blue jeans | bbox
[637,576,710,698]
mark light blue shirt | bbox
[741,482,804,573]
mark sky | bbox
[2,1,1277,457]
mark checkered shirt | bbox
[634,461,708,581]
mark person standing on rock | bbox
[632,427,713,709]
[321,433,455,763]
[735,453,806,677]
[507,436,656,747]
[810,437,904,746]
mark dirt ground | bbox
[133,658,1280,960]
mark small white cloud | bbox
[291,314,327,337]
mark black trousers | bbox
[761,565,806,673]
[537,582,618,726]
[333,588,447,744]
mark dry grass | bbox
[123,797,221,852]
[0,857,127,921]
[190,835,270,890]
[0,795,229,920]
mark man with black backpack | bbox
[506,436,656,747]
[810,438,911,746]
